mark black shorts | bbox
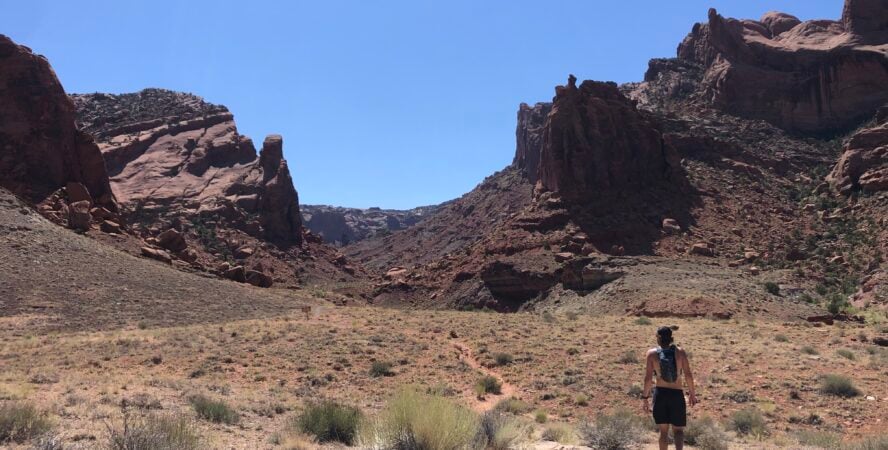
[652,387,686,426]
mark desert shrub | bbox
[774,334,789,342]
[478,411,526,450]
[369,361,394,378]
[846,435,888,450]
[106,413,203,450]
[727,407,767,436]
[189,395,239,425]
[476,375,502,396]
[541,423,575,444]
[292,401,362,445]
[722,390,754,403]
[819,374,860,397]
[575,394,589,406]
[32,432,65,450]
[542,311,556,323]
[626,384,643,399]
[359,388,479,450]
[617,351,639,364]
[0,402,52,443]
[795,430,842,449]
[534,410,548,424]
[764,282,780,295]
[493,353,514,366]
[836,349,856,360]
[579,409,647,450]
[634,317,652,325]
[684,416,729,450]
[801,345,819,355]
[493,397,530,415]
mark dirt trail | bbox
[453,341,519,412]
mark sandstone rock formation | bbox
[828,108,888,194]
[677,1,888,134]
[0,34,115,208]
[72,89,302,246]
[513,102,552,184]
[529,77,679,200]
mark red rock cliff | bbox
[0,34,114,207]
[677,1,888,134]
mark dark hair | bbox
[657,326,674,347]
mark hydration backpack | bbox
[656,346,678,382]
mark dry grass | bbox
[0,306,885,447]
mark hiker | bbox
[642,326,697,450]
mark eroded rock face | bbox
[677,2,888,134]
[534,77,678,200]
[828,109,888,194]
[72,89,302,245]
[513,102,552,185]
[0,34,115,207]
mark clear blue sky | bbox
[4,1,841,209]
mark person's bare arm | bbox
[680,348,698,406]
[642,349,654,411]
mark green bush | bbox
[479,411,526,450]
[579,409,647,450]
[800,345,819,355]
[774,334,789,342]
[633,317,652,325]
[294,401,362,445]
[727,407,767,436]
[493,353,514,366]
[106,413,203,450]
[617,351,639,364]
[846,435,888,450]
[476,375,502,396]
[493,397,530,415]
[819,374,860,397]
[359,388,479,450]
[836,349,856,360]
[534,410,548,424]
[369,361,394,378]
[189,395,239,425]
[685,416,729,450]
[541,423,575,444]
[764,282,780,295]
[0,402,52,444]
[795,430,842,449]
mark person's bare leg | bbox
[658,424,670,450]
[673,426,685,450]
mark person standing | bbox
[642,326,698,450]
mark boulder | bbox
[223,265,247,283]
[178,248,199,263]
[689,243,715,257]
[65,182,92,204]
[67,200,92,231]
[141,247,172,264]
[245,270,273,288]
[662,218,682,234]
[100,220,121,234]
[156,229,187,252]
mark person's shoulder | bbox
[646,348,658,356]
[675,346,688,356]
